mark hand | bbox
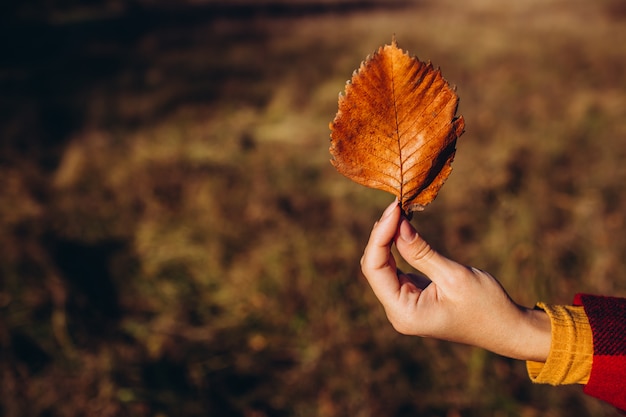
[360,200,551,362]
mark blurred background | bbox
[2,0,626,416]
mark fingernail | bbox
[399,218,417,242]
[381,199,398,220]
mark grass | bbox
[2,0,626,416]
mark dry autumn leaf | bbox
[329,39,464,214]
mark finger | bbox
[361,199,400,270]
[397,273,422,295]
[403,272,432,291]
[394,217,462,287]
[360,200,402,303]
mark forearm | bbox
[459,302,551,362]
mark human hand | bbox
[360,200,551,362]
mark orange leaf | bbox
[329,39,464,214]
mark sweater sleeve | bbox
[574,293,626,411]
[526,303,593,385]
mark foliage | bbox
[329,39,464,214]
[2,0,626,416]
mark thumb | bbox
[394,218,460,286]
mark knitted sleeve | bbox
[574,293,626,411]
[526,303,593,385]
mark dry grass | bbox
[2,0,626,416]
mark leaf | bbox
[329,38,464,215]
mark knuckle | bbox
[407,239,434,262]
[360,255,373,273]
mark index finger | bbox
[360,200,402,304]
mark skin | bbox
[360,200,552,362]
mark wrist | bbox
[507,307,552,362]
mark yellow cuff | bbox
[526,303,593,385]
